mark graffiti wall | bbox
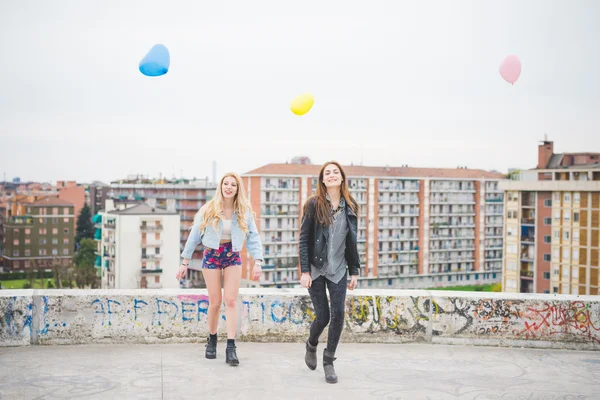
[1,289,599,349]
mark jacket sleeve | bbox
[181,215,204,259]
[245,212,264,261]
[299,199,314,273]
[347,234,360,276]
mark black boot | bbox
[205,334,217,359]
[323,349,338,384]
[305,340,317,370]
[226,341,239,366]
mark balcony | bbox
[262,210,298,217]
[140,224,163,231]
[520,269,534,278]
[521,236,535,244]
[262,184,299,191]
[520,218,535,226]
[141,268,163,274]
[142,254,163,260]
[142,240,163,247]
[264,198,299,205]
[378,184,420,192]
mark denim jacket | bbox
[180,210,263,261]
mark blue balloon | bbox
[139,44,170,77]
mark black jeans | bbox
[307,272,347,354]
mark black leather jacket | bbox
[299,197,360,275]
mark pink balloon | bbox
[499,55,522,85]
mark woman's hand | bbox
[300,272,312,289]
[252,262,262,281]
[176,263,188,281]
[347,275,358,290]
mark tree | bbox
[73,238,99,288]
[75,203,95,246]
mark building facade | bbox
[502,139,600,294]
[242,163,506,288]
[1,197,75,270]
[94,201,180,289]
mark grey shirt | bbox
[311,197,349,284]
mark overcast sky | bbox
[1,0,599,184]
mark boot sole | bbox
[226,360,239,366]
[326,378,338,384]
[305,359,317,370]
[206,354,216,359]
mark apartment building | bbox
[94,200,180,289]
[501,139,600,294]
[108,177,216,255]
[242,163,505,288]
[1,197,75,270]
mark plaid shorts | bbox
[202,242,242,269]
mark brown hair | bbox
[304,161,359,225]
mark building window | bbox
[544,199,552,207]
[553,286,558,294]
[554,192,560,202]
[544,235,551,243]
[25,228,31,235]
[543,272,550,279]
[543,254,551,262]
[553,230,560,240]
[13,250,19,257]
[506,260,517,271]
[52,238,58,245]
[63,249,69,255]
[13,239,19,246]
[544,217,551,225]
[562,247,570,260]
[39,239,47,245]
[64,218,69,222]
[25,249,31,256]
[574,193,580,203]
[573,249,579,261]
[39,228,46,235]
[507,244,517,254]
[574,230,580,241]
[25,238,30,245]
[564,212,570,223]
[63,207,69,214]
[63,238,69,245]
[52,218,58,224]
[155,276,160,283]
[564,231,570,240]
[553,248,560,259]
[574,212,579,223]
[52,228,58,235]
[564,193,571,203]
[53,207,59,215]
[63,228,69,234]
[39,218,45,224]
[52,249,58,255]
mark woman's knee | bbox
[224,296,237,309]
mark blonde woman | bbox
[177,173,263,366]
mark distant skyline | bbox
[2,0,599,184]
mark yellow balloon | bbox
[290,93,314,116]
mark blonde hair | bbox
[194,172,254,234]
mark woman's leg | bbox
[202,269,223,335]
[322,273,347,383]
[223,265,242,339]
[308,276,330,345]
[324,272,347,354]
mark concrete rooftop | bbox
[1,343,599,400]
